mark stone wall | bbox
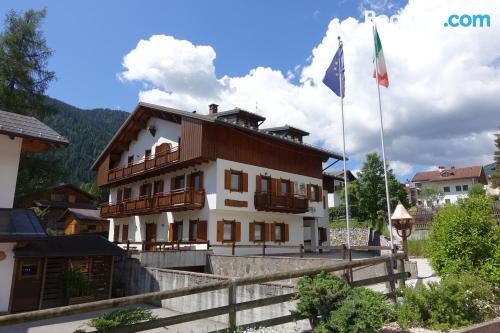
[330,227,380,247]
[138,250,211,269]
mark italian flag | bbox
[373,27,389,88]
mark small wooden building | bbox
[10,235,124,313]
[60,208,109,235]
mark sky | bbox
[1,0,498,181]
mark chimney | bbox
[438,165,446,170]
[209,104,218,115]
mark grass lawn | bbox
[407,238,430,258]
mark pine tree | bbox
[492,129,500,188]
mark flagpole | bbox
[372,22,395,251]
[337,37,352,257]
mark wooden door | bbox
[145,224,157,251]
[113,225,120,242]
[11,258,44,312]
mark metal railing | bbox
[0,253,408,332]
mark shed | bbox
[59,208,109,235]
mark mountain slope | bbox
[44,97,129,184]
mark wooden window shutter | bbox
[197,220,207,241]
[264,223,270,241]
[318,186,323,202]
[199,171,204,189]
[270,223,276,241]
[249,222,255,242]
[242,173,248,192]
[307,184,312,200]
[168,223,174,241]
[284,224,289,242]
[256,175,261,192]
[217,221,224,242]
[234,221,241,242]
[271,178,277,194]
[290,181,295,194]
[224,169,231,190]
[186,174,191,187]
[117,189,123,202]
[277,179,282,194]
[122,225,129,242]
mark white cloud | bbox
[119,0,500,175]
[389,160,413,178]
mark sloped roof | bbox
[59,208,107,222]
[0,110,69,150]
[208,107,266,122]
[14,235,125,258]
[0,209,47,241]
[325,170,357,182]
[260,125,310,137]
[484,163,496,178]
[412,166,486,183]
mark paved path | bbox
[0,304,226,333]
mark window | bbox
[443,186,450,193]
[123,188,132,200]
[274,223,284,242]
[171,221,183,241]
[255,223,264,241]
[122,224,129,242]
[87,225,96,231]
[153,180,164,194]
[308,184,322,201]
[280,180,291,195]
[189,172,203,191]
[310,185,318,201]
[172,175,185,190]
[188,219,207,241]
[139,183,152,197]
[50,193,65,202]
[127,155,134,165]
[462,184,469,191]
[261,177,270,193]
[456,185,462,192]
[231,170,242,191]
[68,194,76,203]
[19,260,40,279]
[116,189,123,202]
[189,221,198,241]
[223,223,233,241]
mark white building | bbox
[92,103,344,255]
[411,166,488,206]
[0,110,67,314]
[325,170,356,208]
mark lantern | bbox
[391,202,413,260]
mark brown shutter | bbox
[199,171,204,190]
[284,224,289,242]
[307,184,312,200]
[158,181,164,193]
[117,189,123,203]
[224,170,231,190]
[290,181,295,194]
[139,184,145,197]
[318,186,323,202]
[271,178,277,194]
[256,175,261,192]
[188,220,195,241]
[234,221,241,242]
[217,221,224,242]
[186,174,192,187]
[197,220,207,241]
[168,223,174,241]
[271,223,276,241]
[277,179,282,194]
[249,222,255,242]
[264,223,270,241]
[242,173,248,192]
[122,225,129,242]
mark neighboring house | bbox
[0,110,69,208]
[59,208,109,235]
[405,181,419,206]
[0,109,67,314]
[33,183,96,231]
[325,170,357,208]
[483,162,499,197]
[92,103,344,255]
[411,166,488,206]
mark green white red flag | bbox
[373,26,389,87]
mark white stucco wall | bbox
[0,243,15,313]
[0,135,22,208]
[418,179,476,206]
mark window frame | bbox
[230,170,243,192]
[456,185,462,192]
[173,175,185,190]
[254,222,265,242]
[189,219,198,241]
[443,186,450,193]
[172,221,183,241]
[274,222,285,242]
[260,176,271,193]
[153,180,164,195]
[462,184,469,191]
[279,179,291,195]
[127,155,134,165]
[222,221,235,242]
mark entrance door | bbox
[11,258,43,312]
[145,223,157,251]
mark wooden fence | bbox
[0,253,407,333]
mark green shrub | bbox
[428,195,500,284]
[396,273,498,331]
[316,288,394,333]
[294,272,351,328]
[87,308,156,332]
[407,239,429,258]
[64,270,93,298]
[294,272,393,332]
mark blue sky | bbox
[0,0,405,111]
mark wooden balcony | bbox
[100,188,205,218]
[107,147,180,184]
[254,192,308,214]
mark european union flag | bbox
[322,44,345,98]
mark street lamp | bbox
[391,202,413,260]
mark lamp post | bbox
[391,202,413,260]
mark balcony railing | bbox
[107,146,180,183]
[100,187,205,218]
[254,192,308,214]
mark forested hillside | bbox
[44,97,129,184]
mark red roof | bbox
[412,166,487,184]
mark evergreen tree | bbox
[492,128,500,188]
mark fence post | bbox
[228,277,237,331]
[232,242,236,256]
[126,240,130,252]
[385,257,397,301]
[398,258,406,288]
[262,243,266,256]
[299,244,304,258]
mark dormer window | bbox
[441,171,450,177]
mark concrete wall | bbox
[138,250,211,268]
[0,135,22,208]
[0,243,15,313]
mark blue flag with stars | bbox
[322,44,345,97]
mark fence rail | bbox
[0,253,407,332]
